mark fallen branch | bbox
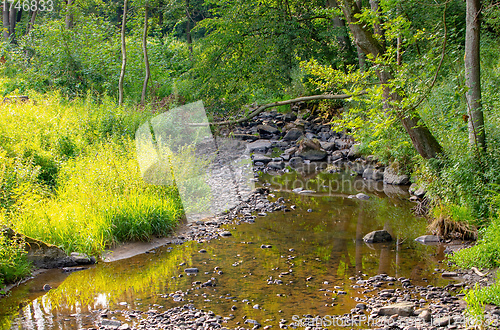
[471,266,489,277]
[210,92,365,126]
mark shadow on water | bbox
[0,171,454,329]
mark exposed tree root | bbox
[428,214,477,240]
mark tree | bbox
[66,0,75,29]
[2,3,19,42]
[141,2,151,105]
[465,0,485,151]
[119,0,128,106]
[338,0,443,159]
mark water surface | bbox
[0,171,453,329]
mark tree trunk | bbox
[465,0,485,150]
[65,0,74,29]
[141,6,150,106]
[118,0,128,106]
[355,0,366,70]
[8,7,16,43]
[328,0,354,55]
[340,0,443,159]
[3,4,10,41]
[186,0,192,54]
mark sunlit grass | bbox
[0,91,184,257]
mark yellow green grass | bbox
[0,91,184,257]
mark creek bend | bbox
[0,170,455,329]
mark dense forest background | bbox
[1,0,500,305]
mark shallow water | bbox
[0,171,455,329]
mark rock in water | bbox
[184,268,199,274]
[378,302,414,316]
[356,193,370,200]
[415,235,440,244]
[363,230,393,243]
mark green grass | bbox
[450,216,500,269]
[0,90,184,259]
[0,232,31,289]
[470,275,500,307]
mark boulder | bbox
[297,149,327,161]
[348,162,365,175]
[70,252,96,265]
[305,132,316,139]
[414,187,426,198]
[328,150,343,163]
[283,113,297,122]
[283,128,304,141]
[247,140,272,154]
[418,309,432,322]
[268,161,285,170]
[256,124,279,138]
[378,302,414,317]
[1,228,95,269]
[363,230,393,243]
[320,141,337,152]
[284,146,297,155]
[289,157,304,169]
[347,143,361,159]
[233,133,258,142]
[252,154,272,164]
[415,235,440,244]
[334,138,353,150]
[383,167,410,185]
[297,138,327,161]
[362,167,384,181]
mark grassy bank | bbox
[0,92,184,268]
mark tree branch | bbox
[209,92,366,126]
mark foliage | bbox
[187,0,356,112]
[0,92,183,256]
[0,233,31,288]
[2,16,191,103]
[468,273,500,307]
[463,284,487,328]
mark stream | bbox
[0,170,456,330]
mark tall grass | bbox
[0,232,31,288]
[0,91,184,257]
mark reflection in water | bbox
[0,171,452,329]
